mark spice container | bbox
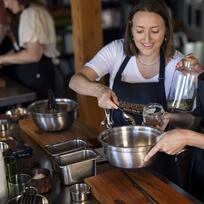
[167,57,198,112]
[143,103,164,128]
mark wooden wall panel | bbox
[71,0,104,133]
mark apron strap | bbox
[114,56,131,81]
[158,50,165,81]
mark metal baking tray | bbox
[44,139,91,157]
[54,149,100,185]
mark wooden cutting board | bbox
[19,117,100,148]
[85,169,194,204]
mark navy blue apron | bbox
[112,51,167,125]
[112,51,182,186]
[7,6,56,100]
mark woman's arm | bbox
[144,129,204,161]
[0,41,43,65]
[164,112,201,129]
[69,67,118,109]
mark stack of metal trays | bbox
[44,139,101,185]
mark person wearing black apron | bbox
[69,0,199,187]
[0,1,60,99]
[111,51,182,186]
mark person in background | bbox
[144,70,204,202]
[0,0,60,99]
[69,0,202,186]
[69,0,201,126]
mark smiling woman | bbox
[68,0,202,187]
[0,0,60,99]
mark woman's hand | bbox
[96,85,119,109]
[176,54,203,73]
[144,129,189,162]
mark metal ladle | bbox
[117,106,136,125]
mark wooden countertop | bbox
[85,169,198,204]
[19,117,100,148]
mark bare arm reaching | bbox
[69,66,118,109]
[0,41,43,65]
[144,129,204,162]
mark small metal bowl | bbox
[70,183,91,202]
[5,107,28,122]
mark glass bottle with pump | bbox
[167,58,198,112]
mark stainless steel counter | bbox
[0,77,36,107]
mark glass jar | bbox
[167,58,198,112]
[143,103,165,128]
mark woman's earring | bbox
[164,37,167,41]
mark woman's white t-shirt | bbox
[85,39,184,98]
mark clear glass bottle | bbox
[167,58,198,112]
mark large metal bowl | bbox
[98,126,162,169]
[28,99,78,131]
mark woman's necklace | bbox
[137,56,160,66]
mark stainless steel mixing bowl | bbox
[98,126,162,169]
[28,98,78,131]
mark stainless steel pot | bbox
[98,126,162,169]
[28,99,78,131]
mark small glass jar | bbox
[143,103,165,128]
[167,58,198,112]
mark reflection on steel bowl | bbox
[28,99,78,131]
[98,126,162,169]
[6,107,28,122]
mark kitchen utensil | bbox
[70,183,91,202]
[44,139,91,157]
[122,170,159,204]
[47,89,56,112]
[5,107,28,122]
[54,149,100,185]
[117,106,135,125]
[30,168,52,194]
[98,126,162,169]
[28,98,78,131]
